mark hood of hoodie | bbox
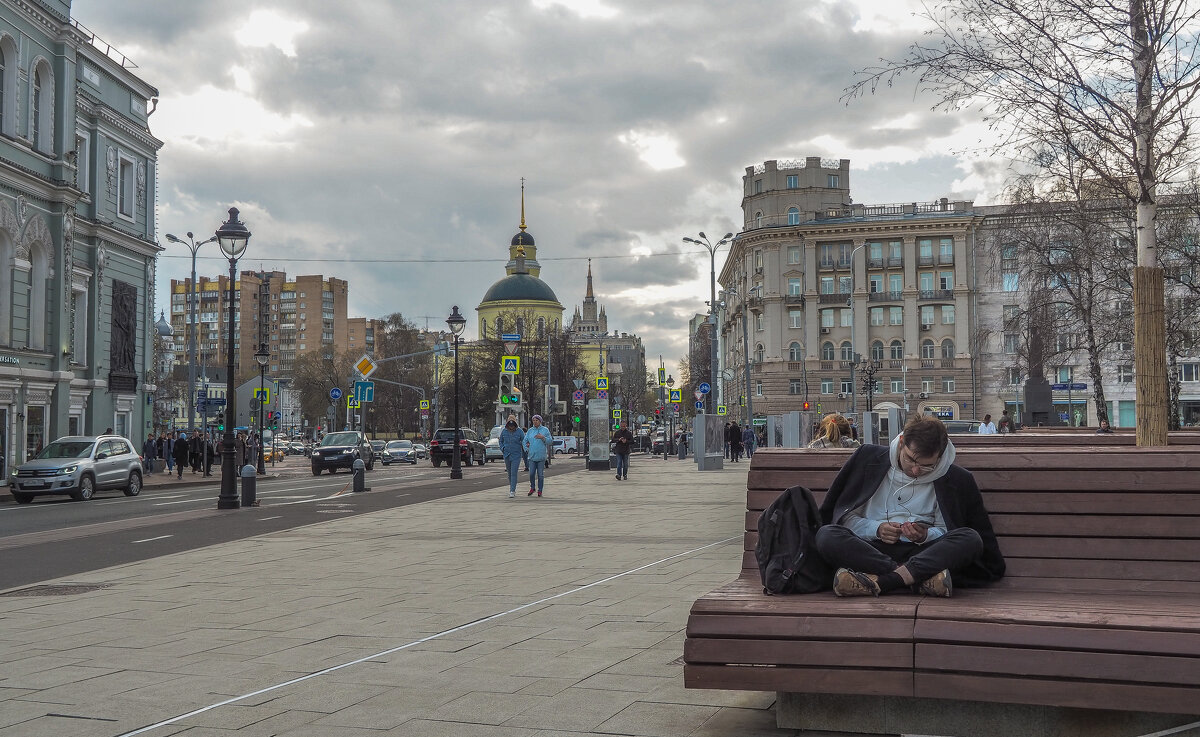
[888,432,956,486]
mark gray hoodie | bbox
[842,434,956,544]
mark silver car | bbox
[8,435,144,503]
[380,440,417,465]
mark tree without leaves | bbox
[847,0,1200,445]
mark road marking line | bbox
[131,535,172,544]
[257,516,282,521]
[113,535,740,737]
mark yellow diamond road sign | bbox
[501,356,520,374]
[355,354,378,379]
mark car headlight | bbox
[56,465,79,475]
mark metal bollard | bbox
[352,458,367,492]
[240,464,258,507]
[678,441,687,460]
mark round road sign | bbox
[330,387,343,401]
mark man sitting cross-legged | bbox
[815,415,1006,597]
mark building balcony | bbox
[819,259,835,269]
[819,292,851,304]
[868,257,884,268]
[868,290,904,303]
[887,257,904,267]
[938,254,955,265]
[918,289,954,300]
[784,294,805,305]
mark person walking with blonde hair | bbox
[808,414,862,449]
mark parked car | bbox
[484,437,504,463]
[8,435,143,503]
[310,431,375,475]
[412,443,427,459]
[371,440,386,456]
[263,445,286,463]
[381,439,417,465]
[651,432,666,454]
[429,427,486,467]
[943,420,982,434]
[286,441,307,456]
[551,436,579,454]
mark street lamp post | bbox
[683,232,733,414]
[725,284,759,427]
[847,243,866,414]
[255,342,269,475]
[858,356,883,412]
[214,207,251,510]
[666,374,675,457]
[164,231,217,433]
[446,306,467,480]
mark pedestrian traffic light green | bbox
[498,373,519,405]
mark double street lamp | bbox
[858,356,883,412]
[215,207,251,510]
[446,305,467,480]
[683,232,733,414]
[164,231,217,433]
[255,342,269,475]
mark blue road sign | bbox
[353,381,375,403]
[695,401,704,410]
[500,333,521,341]
[330,387,343,401]
[208,397,226,407]
[698,382,711,394]
[196,388,208,400]
[597,390,608,400]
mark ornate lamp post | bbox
[446,305,467,480]
[858,356,883,412]
[215,207,250,509]
[683,232,733,413]
[164,231,217,433]
[255,342,269,474]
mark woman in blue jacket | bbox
[498,417,525,498]
[523,414,553,497]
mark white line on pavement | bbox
[257,516,282,521]
[131,535,172,544]
[114,534,741,737]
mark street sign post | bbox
[253,387,270,404]
[572,390,585,404]
[596,377,609,391]
[695,401,704,410]
[355,354,378,379]
[353,380,375,403]
[573,378,584,390]
[501,356,520,374]
[419,399,430,410]
[716,405,727,416]
[698,382,711,394]
[669,389,682,403]
[597,390,608,400]
[330,387,343,401]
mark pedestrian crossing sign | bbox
[253,387,270,403]
[668,389,682,403]
[612,409,622,419]
[419,400,430,410]
[501,356,520,374]
[347,397,361,409]
[596,377,609,390]
[716,405,727,416]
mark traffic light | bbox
[802,401,810,411]
[572,413,581,426]
[499,373,520,405]
[216,412,225,431]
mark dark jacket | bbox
[818,444,1006,587]
[173,436,191,465]
[612,428,634,455]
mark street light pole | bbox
[214,207,251,510]
[683,232,733,415]
[164,231,217,433]
[446,306,467,480]
[255,342,269,475]
[848,243,866,414]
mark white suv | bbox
[8,435,143,503]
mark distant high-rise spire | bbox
[586,259,594,299]
[519,176,527,232]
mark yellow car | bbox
[262,446,286,462]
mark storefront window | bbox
[26,406,45,460]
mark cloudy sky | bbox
[72,0,1005,380]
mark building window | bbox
[1057,366,1073,383]
[118,153,135,219]
[1004,333,1019,353]
[754,179,763,194]
[942,376,955,392]
[889,307,903,325]
[755,343,764,363]
[1007,367,1022,385]
[1003,271,1019,291]
[1118,365,1134,383]
[838,308,851,327]
[870,307,884,326]
[922,376,934,393]
[869,241,883,263]
[919,271,934,291]
[789,342,802,360]
[821,341,834,360]
[821,378,833,393]
[786,174,799,189]
[942,305,955,324]
[840,341,853,361]
[787,246,801,264]
[788,277,802,295]
[820,244,835,267]
[754,250,763,269]
[755,380,763,396]
[537,317,546,338]
[921,305,935,325]
[921,339,936,359]
[869,274,882,293]
[841,379,853,394]
[939,238,954,262]
[755,313,764,331]
[754,210,763,227]
[1181,363,1199,382]
[889,240,902,264]
[495,316,503,335]
[890,340,903,360]
[75,133,90,194]
[820,276,834,294]
[919,239,933,262]
[870,340,884,361]
[889,273,902,293]
[939,271,954,290]
[941,339,955,358]
[790,379,803,394]
[787,207,800,225]
[821,309,834,328]
[790,309,803,328]
[827,174,839,188]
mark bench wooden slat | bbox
[917,643,1200,686]
[686,638,912,669]
[914,673,1200,716]
[914,619,1200,657]
[998,536,1200,561]
[686,664,913,697]
[687,613,915,641]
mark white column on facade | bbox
[903,236,919,358]
[852,238,869,360]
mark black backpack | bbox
[755,485,832,594]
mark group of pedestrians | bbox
[499,415,553,498]
[139,429,267,480]
[722,421,759,462]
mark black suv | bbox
[429,427,486,467]
[310,431,375,475]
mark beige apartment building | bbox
[720,158,984,422]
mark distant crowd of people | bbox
[139,429,267,479]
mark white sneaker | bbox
[508,491,515,498]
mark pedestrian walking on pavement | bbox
[173,432,190,479]
[741,424,757,459]
[612,425,633,480]
[141,433,157,476]
[499,416,524,498]
[163,432,175,474]
[523,414,552,497]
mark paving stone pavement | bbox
[0,456,804,736]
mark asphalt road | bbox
[0,457,583,591]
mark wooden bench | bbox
[684,446,1200,736]
[948,430,1200,446]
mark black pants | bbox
[815,524,984,585]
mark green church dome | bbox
[480,273,559,304]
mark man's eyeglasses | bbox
[899,445,937,474]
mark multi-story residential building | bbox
[168,272,351,380]
[0,2,162,479]
[721,158,982,423]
